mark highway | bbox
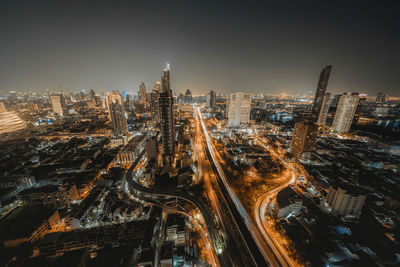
[196,108,277,266]
[194,111,260,266]
[253,136,300,267]
[125,150,230,267]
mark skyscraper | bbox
[50,94,69,116]
[332,93,359,134]
[290,122,318,159]
[207,90,216,109]
[139,82,147,104]
[150,82,161,123]
[89,89,96,100]
[317,92,332,126]
[184,89,192,104]
[0,102,6,113]
[376,92,386,103]
[227,92,251,127]
[312,65,332,118]
[159,64,175,167]
[105,91,128,135]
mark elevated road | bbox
[125,150,229,267]
[197,108,276,266]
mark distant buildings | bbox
[105,91,128,135]
[50,94,69,116]
[317,92,331,126]
[331,93,359,134]
[207,90,216,109]
[184,89,192,104]
[326,184,366,217]
[159,64,175,167]
[274,186,303,220]
[376,92,386,103]
[227,92,251,127]
[312,65,332,119]
[290,121,318,159]
[139,82,147,104]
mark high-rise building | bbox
[326,184,366,217]
[159,64,175,167]
[317,92,332,126]
[227,92,251,127]
[376,92,386,103]
[207,90,216,109]
[290,122,318,159]
[332,93,359,134]
[139,82,147,104]
[312,65,332,118]
[146,136,158,161]
[0,102,6,113]
[150,82,161,123]
[105,91,128,135]
[50,94,69,116]
[184,89,192,104]
[89,89,96,100]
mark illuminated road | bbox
[196,108,276,266]
[125,150,228,266]
[194,111,259,266]
[253,136,300,267]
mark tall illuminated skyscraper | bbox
[50,94,69,116]
[332,93,359,134]
[105,91,128,135]
[317,92,332,126]
[139,82,147,104]
[376,92,386,103]
[312,65,332,118]
[227,92,251,127]
[159,64,175,167]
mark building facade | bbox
[290,122,318,159]
[159,64,175,167]
[332,92,359,134]
[312,65,332,118]
[50,94,69,116]
[105,91,128,135]
[227,92,251,127]
[317,92,332,125]
[326,184,366,217]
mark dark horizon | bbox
[1,0,399,96]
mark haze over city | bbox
[1,1,400,267]
[1,0,399,95]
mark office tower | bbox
[146,136,158,161]
[139,82,147,104]
[50,94,69,116]
[207,90,216,109]
[184,89,192,104]
[150,82,161,123]
[159,64,175,167]
[312,65,332,118]
[317,93,332,125]
[105,91,128,135]
[227,92,251,127]
[89,89,96,100]
[332,93,359,134]
[0,102,6,112]
[326,184,366,217]
[376,92,386,103]
[290,122,318,159]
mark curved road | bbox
[125,150,230,267]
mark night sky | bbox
[1,0,399,96]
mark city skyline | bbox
[1,1,399,96]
